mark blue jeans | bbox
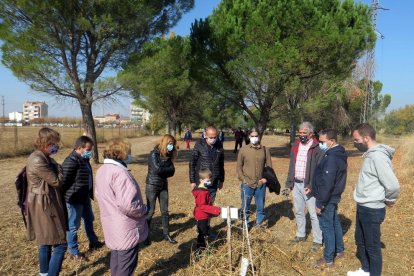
[66,198,99,255]
[240,183,266,225]
[355,205,386,276]
[318,203,344,262]
[39,243,67,276]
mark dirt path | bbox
[0,135,412,275]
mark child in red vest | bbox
[192,168,221,250]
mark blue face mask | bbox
[48,145,59,155]
[319,142,329,151]
[124,154,133,164]
[82,150,92,159]
[167,144,174,152]
[204,181,211,187]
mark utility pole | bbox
[361,0,387,123]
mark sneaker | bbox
[289,236,306,244]
[311,242,322,252]
[336,251,345,259]
[314,258,333,268]
[89,241,104,251]
[71,253,89,262]
[347,268,370,276]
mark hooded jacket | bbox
[146,147,175,188]
[192,187,221,220]
[312,144,348,209]
[353,144,400,209]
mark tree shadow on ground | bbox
[339,214,352,236]
[265,199,295,228]
[68,251,110,276]
[146,213,194,243]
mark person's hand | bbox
[259,178,267,184]
[281,188,291,196]
[385,201,395,208]
[190,183,196,191]
[218,181,224,190]
[304,187,311,195]
[316,207,322,215]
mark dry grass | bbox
[0,135,413,275]
[0,126,143,159]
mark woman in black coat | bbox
[145,134,177,245]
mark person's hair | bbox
[299,122,314,133]
[319,128,338,141]
[103,138,131,160]
[354,123,376,140]
[205,126,218,135]
[199,168,212,180]
[248,128,258,136]
[74,135,94,150]
[157,134,177,158]
[34,127,61,150]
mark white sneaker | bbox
[347,268,370,276]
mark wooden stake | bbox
[227,206,232,271]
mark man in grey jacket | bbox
[347,123,400,276]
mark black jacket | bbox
[312,145,348,209]
[62,151,93,204]
[189,139,225,188]
[146,147,175,188]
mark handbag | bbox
[262,146,281,195]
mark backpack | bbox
[15,166,28,228]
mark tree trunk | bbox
[168,119,177,137]
[290,121,297,144]
[80,102,99,164]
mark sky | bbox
[0,0,412,118]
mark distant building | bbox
[23,102,48,122]
[9,112,23,122]
[94,113,120,124]
[130,105,150,125]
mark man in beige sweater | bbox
[237,128,272,228]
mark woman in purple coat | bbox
[95,139,148,276]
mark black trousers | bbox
[146,185,169,235]
[234,139,243,152]
[196,219,209,249]
[110,245,139,276]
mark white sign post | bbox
[221,207,238,271]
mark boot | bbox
[143,219,151,246]
[163,234,177,244]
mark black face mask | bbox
[299,135,309,144]
[354,142,368,152]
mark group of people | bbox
[24,121,400,276]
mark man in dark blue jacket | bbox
[62,136,103,261]
[309,129,347,268]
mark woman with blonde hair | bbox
[144,134,177,245]
[26,127,67,276]
[95,139,148,276]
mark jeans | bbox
[146,185,169,235]
[292,182,322,243]
[355,205,386,276]
[318,203,345,262]
[39,243,67,276]
[66,198,99,255]
[110,245,139,276]
[240,183,266,225]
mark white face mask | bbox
[207,138,217,145]
[250,136,260,145]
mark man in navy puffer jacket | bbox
[309,129,347,268]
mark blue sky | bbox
[0,0,412,117]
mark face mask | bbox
[82,150,92,159]
[250,137,259,145]
[319,142,329,151]
[299,135,309,144]
[207,138,216,145]
[48,145,59,155]
[124,154,133,164]
[354,142,368,152]
[167,144,174,152]
[204,181,211,187]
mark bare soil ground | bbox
[0,135,412,275]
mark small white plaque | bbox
[221,207,239,220]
